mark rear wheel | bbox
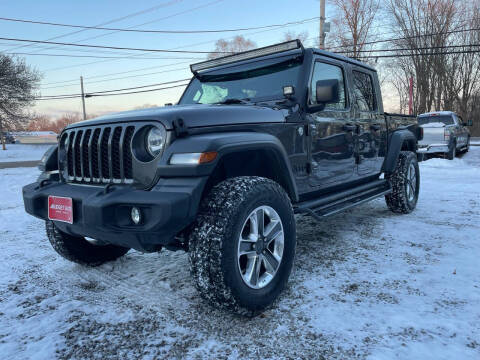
[46,221,129,266]
[465,136,470,153]
[188,176,296,315]
[385,151,420,214]
[447,141,457,160]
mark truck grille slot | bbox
[62,125,135,184]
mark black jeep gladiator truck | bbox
[23,40,421,314]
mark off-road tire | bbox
[46,220,129,266]
[188,176,296,315]
[385,151,420,214]
[447,141,456,160]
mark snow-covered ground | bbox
[1,150,479,360]
[0,144,53,162]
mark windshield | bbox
[180,59,302,105]
[418,115,454,126]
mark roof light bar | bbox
[190,39,304,74]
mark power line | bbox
[39,78,191,98]
[35,83,189,100]
[2,0,185,53]
[86,83,189,97]
[0,36,231,54]
[42,43,479,90]
[334,43,480,54]
[68,0,225,43]
[41,62,190,86]
[39,16,319,73]
[3,52,205,60]
[41,66,189,89]
[357,49,480,60]
[31,0,225,55]
[0,16,319,34]
[325,26,480,51]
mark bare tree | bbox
[387,58,415,114]
[51,113,82,133]
[387,0,458,114]
[283,31,309,44]
[28,114,54,131]
[207,36,257,59]
[330,0,380,58]
[448,1,480,120]
[0,54,40,149]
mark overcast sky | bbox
[0,0,333,118]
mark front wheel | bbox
[188,177,296,314]
[385,151,420,214]
[46,221,130,266]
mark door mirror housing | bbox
[307,79,340,113]
[316,79,339,104]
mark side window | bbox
[353,70,376,111]
[310,61,346,110]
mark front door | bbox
[308,60,356,189]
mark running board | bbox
[294,180,391,220]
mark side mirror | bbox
[316,79,339,104]
[467,119,473,126]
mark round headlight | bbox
[146,126,166,157]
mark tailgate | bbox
[419,126,445,146]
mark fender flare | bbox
[156,132,299,202]
[383,129,417,173]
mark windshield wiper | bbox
[215,98,250,105]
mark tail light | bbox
[444,128,450,141]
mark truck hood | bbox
[66,104,288,130]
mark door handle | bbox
[370,124,381,131]
[343,124,356,132]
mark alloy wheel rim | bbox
[406,163,417,202]
[237,206,284,289]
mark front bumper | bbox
[22,177,207,252]
[417,144,449,154]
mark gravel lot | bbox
[1,148,479,360]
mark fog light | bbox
[131,207,141,224]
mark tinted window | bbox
[418,115,454,126]
[353,70,376,111]
[310,62,346,109]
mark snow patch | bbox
[0,144,53,162]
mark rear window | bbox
[418,115,454,126]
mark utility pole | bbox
[80,76,86,120]
[319,0,326,49]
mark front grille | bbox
[60,125,135,184]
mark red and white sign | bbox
[48,196,73,224]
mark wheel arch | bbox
[159,131,299,202]
[204,145,299,203]
[383,129,417,173]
